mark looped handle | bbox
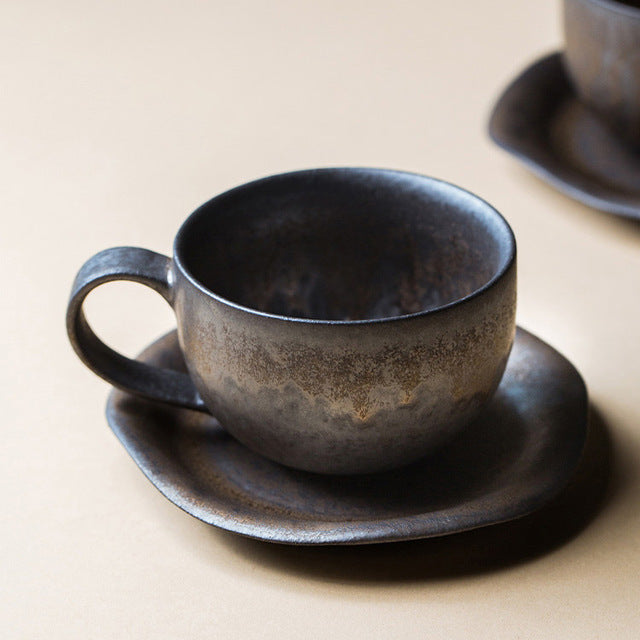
[66,247,206,411]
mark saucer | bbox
[106,327,587,545]
[489,52,640,220]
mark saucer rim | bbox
[488,51,640,221]
[106,326,588,545]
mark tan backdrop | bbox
[3,0,640,638]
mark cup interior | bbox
[176,169,514,321]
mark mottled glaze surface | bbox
[171,169,516,473]
[106,327,588,545]
[174,265,515,473]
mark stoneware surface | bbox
[106,327,587,544]
[489,52,640,219]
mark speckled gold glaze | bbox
[173,263,515,473]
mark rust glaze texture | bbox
[172,169,517,473]
[67,168,516,474]
[564,0,640,144]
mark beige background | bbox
[3,0,640,637]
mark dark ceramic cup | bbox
[67,168,517,474]
[564,0,640,144]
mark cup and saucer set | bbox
[489,0,640,219]
[67,168,589,545]
[71,0,640,551]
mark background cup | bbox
[67,168,517,474]
[563,0,640,145]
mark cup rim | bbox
[569,0,640,18]
[173,167,517,325]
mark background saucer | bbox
[106,327,588,545]
[489,52,640,220]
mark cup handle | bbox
[66,246,206,411]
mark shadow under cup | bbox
[177,170,511,322]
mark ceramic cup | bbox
[67,168,517,474]
[564,0,640,145]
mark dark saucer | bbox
[106,327,588,545]
[489,52,640,220]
